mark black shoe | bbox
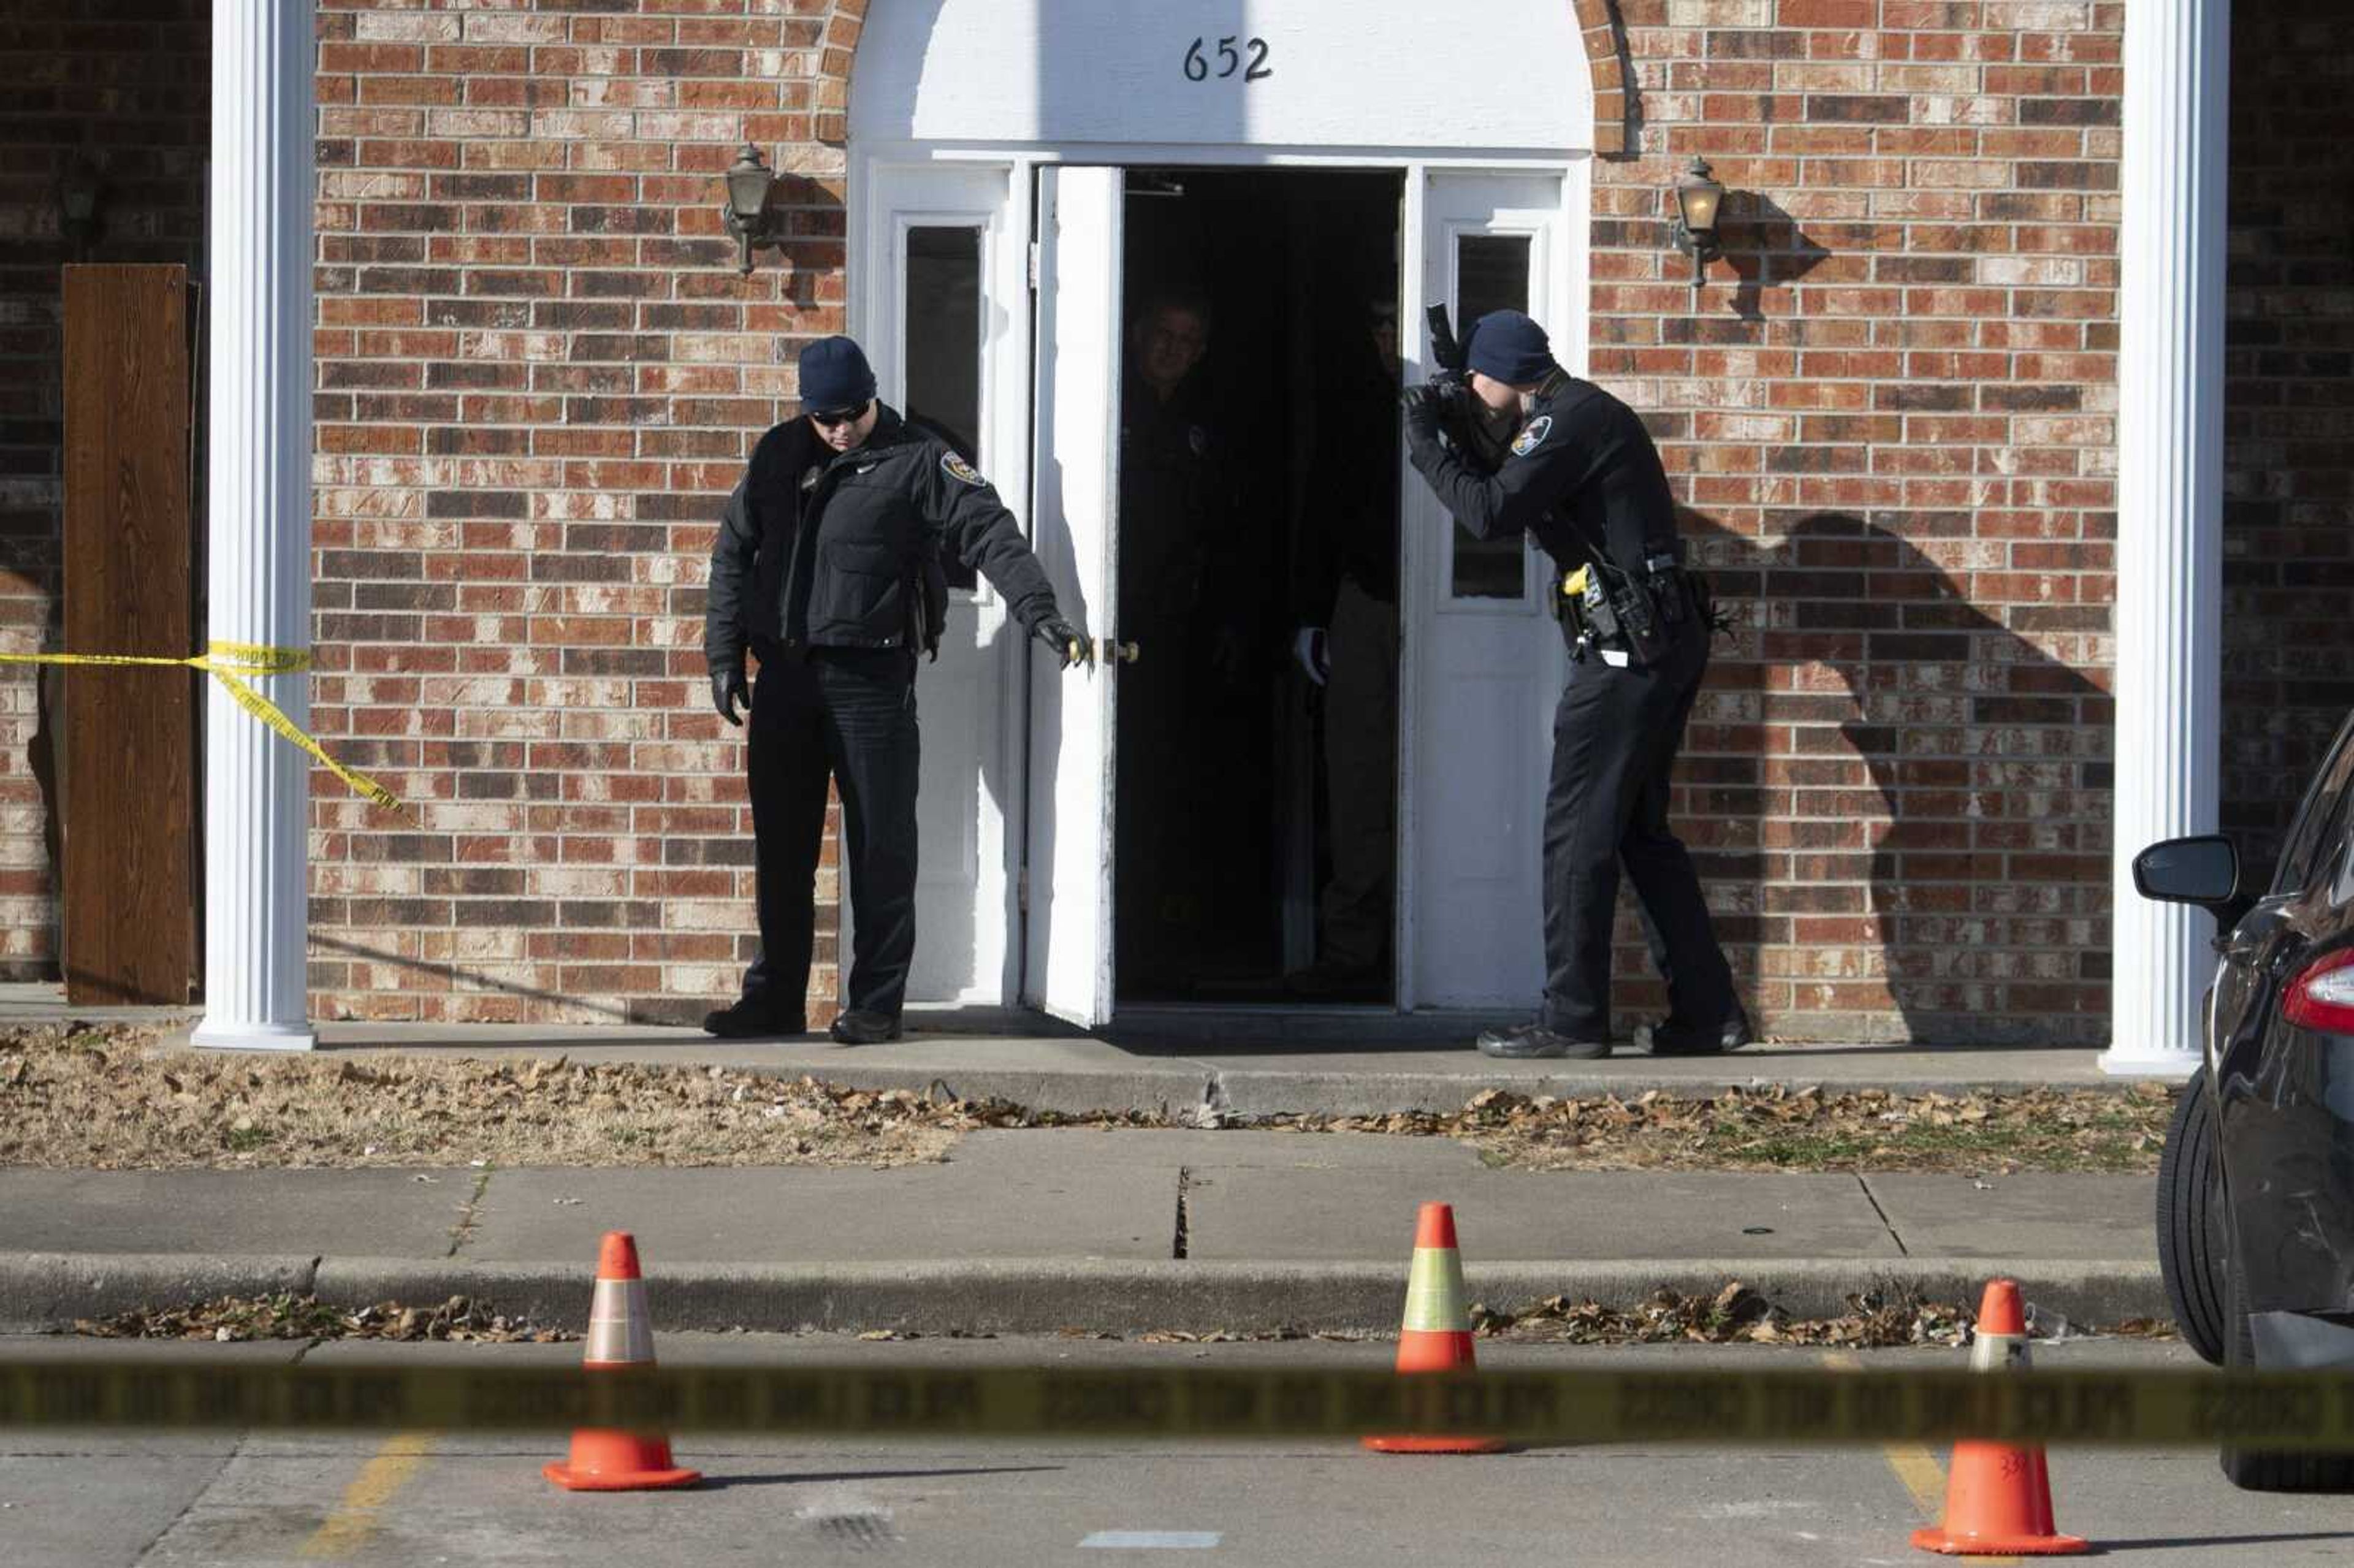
[828,1009,903,1046]
[1475,1022,1611,1060]
[701,998,806,1039]
[1642,1010,1754,1057]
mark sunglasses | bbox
[809,400,872,428]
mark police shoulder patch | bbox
[1510,415,1554,458]
[940,451,987,487]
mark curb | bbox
[0,1252,317,1331]
[2,1252,2166,1338]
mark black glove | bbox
[1035,616,1091,670]
[1401,382,1444,450]
[710,665,749,726]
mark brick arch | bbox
[813,0,1636,154]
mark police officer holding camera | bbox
[1401,310,1747,1060]
[703,335,1089,1045]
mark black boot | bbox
[701,997,806,1039]
[1474,1021,1610,1060]
[828,1009,903,1045]
[1642,1009,1754,1057]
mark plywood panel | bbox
[61,264,194,1004]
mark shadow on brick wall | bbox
[1651,509,2109,1048]
[1713,192,1832,327]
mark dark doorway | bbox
[1111,168,1404,1007]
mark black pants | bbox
[741,647,921,1020]
[1541,626,1737,1040]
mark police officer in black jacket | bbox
[1401,310,1747,1060]
[703,336,1088,1044]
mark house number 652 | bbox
[1183,37,1273,83]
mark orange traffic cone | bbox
[543,1231,702,1491]
[1911,1279,2086,1556]
[1362,1201,1505,1455]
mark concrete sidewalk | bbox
[0,1129,2162,1338]
[315,1014,2123,1121]
[6,982,2138,1119]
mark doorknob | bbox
[1098,638,1140,664]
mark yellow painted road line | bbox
[1819,1351,2018,1567]
[297,1430,436,1560]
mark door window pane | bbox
[904,225,983,589]
[1450,233,1533,600]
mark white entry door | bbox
[1021,166,1124,1026]
[854,161,1029,1005]
[1402,170,1573,1008]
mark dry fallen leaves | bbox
[1475,1285,1970,1347]
[0,1025,2172,1176]
[74,1292,573,1344]
[0,1025,1046,1171]
[1264,1081,2176,1174]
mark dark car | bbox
[2139,713,2354,1491]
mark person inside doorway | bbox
[1113,289,1251,995]
[702,335,1090,1043]
[1287,295,1402,1000]
[1401,310,1748,1060]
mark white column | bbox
[191,0,316,1051]
[2104,0,2230,1078]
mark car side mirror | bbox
[2133,835,2244,919]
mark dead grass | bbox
[1263,1083,2176,1174]
[0,1024,962,1170]
[0,1026,2173,1176]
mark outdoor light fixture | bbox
[1669,156,1726,287]
[723,143,788,276]
[58,159,101,254]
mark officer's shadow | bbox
[1640,511,2111,1048]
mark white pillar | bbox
[191,0,316,1051]
[2104,0,2230,1078]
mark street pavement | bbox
[0,1130,2163,1335]
[3,1334,2348,1567]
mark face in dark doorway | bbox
[1135,303,1208,401]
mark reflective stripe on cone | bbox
[1364,1201,1506,1456]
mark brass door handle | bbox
[1099,639,1141,664]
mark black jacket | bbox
[704,405,1062,671]
[1407,370,1680,586]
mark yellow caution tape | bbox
[0,640,402,815]
[6,1361,2354,1449]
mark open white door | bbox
[1401,170,1573,1008]
[1021,166,1124,1026]
[853,161,1029,1005]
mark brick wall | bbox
[2219,0,2354,878]
[308,2,856,1024]
[1593,1,2123,1043]
[31,2,2317,1045]
[0,5,210,982]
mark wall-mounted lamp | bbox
[1669,156,1726,287]
[59,159,102,255]
[722,143,788,276]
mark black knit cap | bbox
[1463,310,1555,386]
[799,335,878,411]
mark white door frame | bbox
[848,143,1590,1014]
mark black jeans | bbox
[1541,626,1737,1041]
[741,647,921,1020]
